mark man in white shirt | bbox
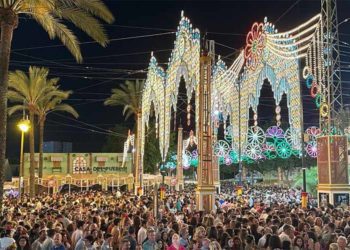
[42,229,55,250]
[71,220,84,248]
[279,224,294,243]
[0,230,15,250]
[31,229,47,250]
[257,227,272,249]
[137,220,147,245]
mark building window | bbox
[73,156,87,174]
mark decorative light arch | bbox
[212,15,322,154]
[141,11,200,163]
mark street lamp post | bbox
[17,118,30,197]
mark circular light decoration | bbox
[245,143,262,160]
[225,156,233,166]
[305,126,321,140]
[229,149,239,164]
[262,142,277,159]
[214,140,230,157]
[315,94,322,108]
[310,82,319,98]
[247,126,266,145]
[306,75,314,89]
[302,66,310,79]
[305,141,318,158]
[285,127,301,150]
[266,126,285,139]
[244,22,266,70]
[276,140,292,159]
[224,125,233,142]
[192,150,198,159]
[320,103,329,118]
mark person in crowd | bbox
[31,229,47,250]
[142,228,157,250]
[292,236,304,250]
[51,233,65,250]
[166,233,185,250]
[0,229,16,250]
[17,236,31,250]
[42,229,55,250]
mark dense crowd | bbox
[0,185,349,250]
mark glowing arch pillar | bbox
[176,126,184,191]
[212,134,220,193]
[134,111,143,195]
[196,53,216,213]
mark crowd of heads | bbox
[0,184,349,250]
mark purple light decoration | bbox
[192,150,198,159]
[225,156,232,165]
[266,126,285,138]
[305,141,318,158]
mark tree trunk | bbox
[0,9,17,210]
[29,111,35,197]
[38,118,45,178]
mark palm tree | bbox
[36,91,79,178]
[104,79,144,121]
[0,0,114,205]
[105,79,144,179]
[7,66,68,196]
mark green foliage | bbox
[0,0,115,62]
[293,166,318,197]
[104,80,144,120]
[220,164,237,179]
[144,124,177,174]
[143,125,162,174]
[8,66,78,121]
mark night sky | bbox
[6,0,350,162]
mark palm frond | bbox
[51,103,79,118]
[57,7,108,46]
[31,12,58,39]
[29,12,82,62]
[0,0,18,8]
[8,70,30,98]
[61,0,114,24]
[7,90,26,102]
[50,20,82,63]
[105,79,144,120]
[7,104,26,116]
